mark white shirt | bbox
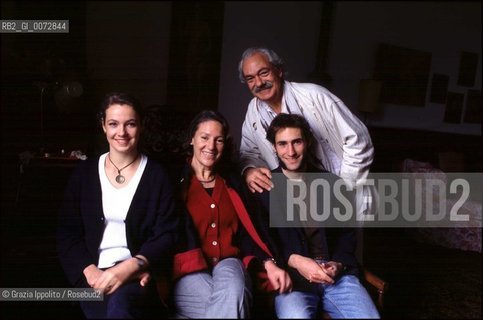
[97,153,147,268]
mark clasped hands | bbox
[83,257,149,295]
[288,254,343,285]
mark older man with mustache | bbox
[238,47,375,218]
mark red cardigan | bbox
[173,175,272,280]
[187,175,240,265]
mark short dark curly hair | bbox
[266,113,314,147]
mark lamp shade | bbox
[54,81,83,112]
[358,79,382,113]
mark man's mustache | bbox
[253,81,273,93]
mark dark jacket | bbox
[256,166,359,292]
[57,155,179,287]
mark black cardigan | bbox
[56,155,179,287]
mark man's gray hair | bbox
[238,47,285,83]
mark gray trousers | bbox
[173,257,253,318]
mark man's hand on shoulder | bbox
[244,167,274,193]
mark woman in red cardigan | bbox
[171,110,291,318]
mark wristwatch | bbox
[263,257,277,266]
[134,256,147,269]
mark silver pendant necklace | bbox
[107,153,138,184]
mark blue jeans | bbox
[173,257,252,318]
[275,275,380,319]
[79,280,162,319]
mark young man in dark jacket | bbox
[257,113,379,319]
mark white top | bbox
[97,153,147,268]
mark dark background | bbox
[1,1,481,319]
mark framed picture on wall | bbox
[457,51,478,87]
[443,92,464,123]
[463,90,481,123]
[373,43,432,107]
[429,74,449,104]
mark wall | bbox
[218,1,481,148]
[326,1,481,135]
[2,1,481,150]
[86,1,172,106]
[218,1,323,147]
